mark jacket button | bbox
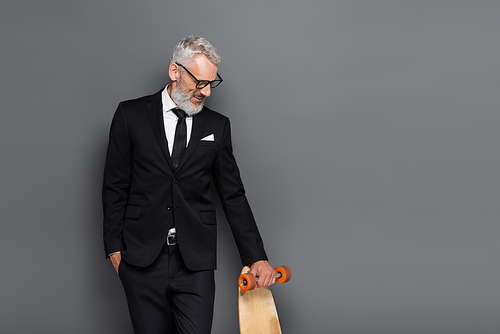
[167,204,173,210]
[173,178,178,183]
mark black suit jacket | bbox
[102,90,267,270]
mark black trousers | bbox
[119,243,215,334]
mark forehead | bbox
[188,54,218,80]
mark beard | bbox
[170,80,205,116]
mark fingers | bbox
[249,260,276,288]
[110,253,122,274]
[257,271,276,288]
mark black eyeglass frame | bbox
[175,62,223,89]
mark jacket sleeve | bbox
[212,118,268,265]
[102,103,132,257]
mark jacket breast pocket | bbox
[200,210,217,225]
[198,141,216,148]
[125,205,142,220]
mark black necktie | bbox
[171,108,187,169]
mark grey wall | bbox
[1,1,499,333]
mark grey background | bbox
[1,1,499,333]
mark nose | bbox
[200,85,211,98]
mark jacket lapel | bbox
[147,91,175,171]
[176,108,208,172]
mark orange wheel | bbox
[239,272,256,291]
[275,266,292,284]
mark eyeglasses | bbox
[175,62,223,89]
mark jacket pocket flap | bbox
[200,211,217,225]
[125,205,142,219]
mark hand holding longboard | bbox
[238,265,292,291]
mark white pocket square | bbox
[201,134,215,141]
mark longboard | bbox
[238,265,291,334]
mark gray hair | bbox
[170,36,221,66]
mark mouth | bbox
[192,95,204,104]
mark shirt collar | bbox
[161,84,178,113]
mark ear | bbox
[168,63,180,82]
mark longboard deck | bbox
[238,266,282,334]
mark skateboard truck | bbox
[238,265,292,291]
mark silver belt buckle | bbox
[167,228,177,246]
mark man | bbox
[102,36,275,334]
